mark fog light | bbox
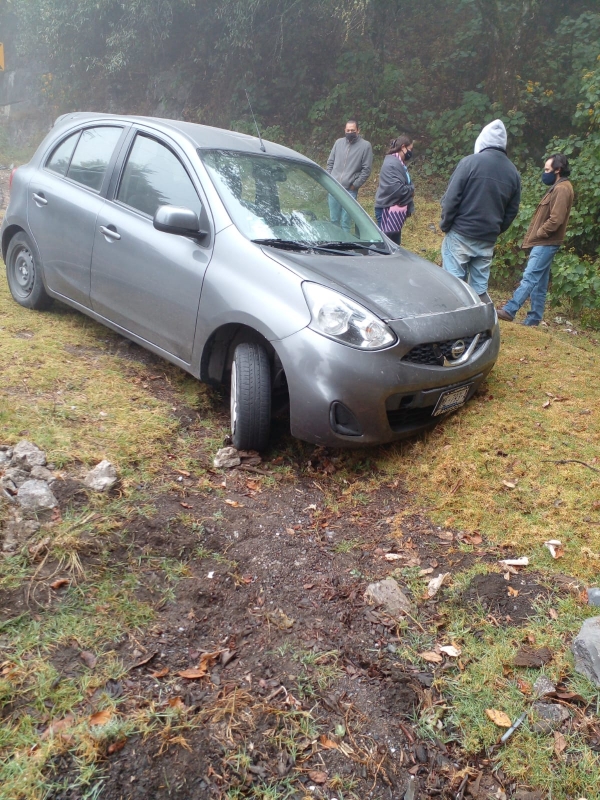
[330,402,362,436]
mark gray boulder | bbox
[30,465,56,482]
[12,440,47,468]
[0,447,13,466]
[364,577,413,620]
[16,480,58,513]
[83,460,118,492]
[573,616,600,686]
[3,468,31,487]
[531,701,570,733]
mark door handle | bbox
[32,192,48,206]
[99,225,121,241]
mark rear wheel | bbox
[230,342,271,451]
[6,232,53,310]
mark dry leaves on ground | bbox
[485,708,512,728]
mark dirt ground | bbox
[0,341,564,800]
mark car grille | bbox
[402,331,491,366]
[387,406,436,431]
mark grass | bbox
[1,174,600,796]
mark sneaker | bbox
[497,308,514,322]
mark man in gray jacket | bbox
[326,119,373,232]
[440,119,521,299]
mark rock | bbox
[1,514,40,552]
[587,588,600,607]
[514,791,543,800]
[533,675,556,698]
[0,447,13,466]
[11,440,47,468]
[573,616,600,686]
[30,465,56,482]
[16,480,58,513]
[0,477,18,496]
[213,447,242,469]
[83,460,118,492]
[364,578,413,619]
[531,702,569,733]
[3,468,32,487]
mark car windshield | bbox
[200,149,387,249]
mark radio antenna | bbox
[245,88,266,152]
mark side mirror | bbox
[153,205,208,240]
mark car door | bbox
[27,125,127,307]
[90,131,212,364]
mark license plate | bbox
[432,384,472,416]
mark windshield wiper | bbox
[318,241,389,254]
[252,238,358,256]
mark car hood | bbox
[261,245,480,320]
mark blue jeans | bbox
[374,207,401,245]
[442,229,495,295]
[503,245,560,325]
[329,188,358,232]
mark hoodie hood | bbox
[474,119,507,154]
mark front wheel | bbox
[230,343,271,451]
[6,232,53,310]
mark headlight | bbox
[302,282,396,350]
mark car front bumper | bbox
[274,305,500,446]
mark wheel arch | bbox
[200,323,279,386]
[2,224,25,262]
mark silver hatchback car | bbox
[2,113,499,449]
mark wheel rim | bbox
[230,359,238,436]
[11,245,36,299]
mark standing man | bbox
[440,119,521,300]
[326,118,373,232]
[497,155,574,326]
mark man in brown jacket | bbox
[498,154,574,326]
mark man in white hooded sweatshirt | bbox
[440,119,521,299]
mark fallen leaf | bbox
[427,572,450,598]
[80,651,97,669]
[549,608,559,620]
[516,678,532,694]
[129,651,157,670]
[319,735,339,750]
[507,586,519,597]
[419,651,443,664]
[502,480,516,489]
[50,579,69,590]
[463,533,483,545]
[308,770,328,784]
[180,502,193,509]
[286,527,295,535]
[107,738,126,755]
[89,709,112,727]
[419,567,434,577]
[267,609,295,630]
[485,708,512,728]
[499,557,529,567]
[178,667,208,679]
[303,583,314,590]
[224,499,243,508]
[246,479,260,491]
[543,400,551,409]
[439,645,461,657]
[42,714,76,739]
[178,650,225,680]
[554,730,567,756]
[384,553,403,561]
[436,531,454,541]
[175,469,191,477]
[150,667,169,678]
[167,697,186,710]
[544,539,564,559]
[514,645,552,667]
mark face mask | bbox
[346,132,358,143]
[542,171,556,186]
[403,149,413,162]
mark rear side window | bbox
[117,134,202,218]
[66,126,123,192]
[46,132,80,176]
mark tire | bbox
[6,232,53,310]
[230,342,271,451]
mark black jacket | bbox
[440,147,521,243]
[374,155,415,213]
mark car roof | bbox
[53,112,314,163]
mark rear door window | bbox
[66,126,123,192]
[46,132,80,176]
[117,134,202,218]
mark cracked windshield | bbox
[202,150,385,246]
